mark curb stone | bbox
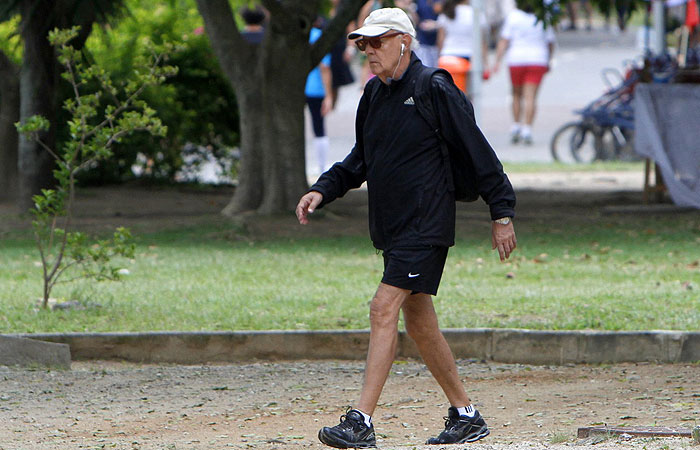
[9,328,700,365]
[0,335,71,369]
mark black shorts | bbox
[381,246,449,296]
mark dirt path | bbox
[1,360,698,449]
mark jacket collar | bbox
[385,52,422,88]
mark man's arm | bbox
[295,82,372,222]
[307,144,366,210]
[432,75,515,219]
[431,74,517,259]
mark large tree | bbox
[195,0,366,215]
[0,0,124,210]
[0,50,19,200]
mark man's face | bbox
[358,31,405,79]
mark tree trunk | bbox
[0,51,20,201]
[196,0,366,215]
[17,0,58,211]
[256,27,311,214]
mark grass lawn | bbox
[1,187,698,334]
[502,161,645,173]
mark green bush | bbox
[77,0,239,184]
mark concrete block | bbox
[398,329,492,360]
[443,329,494,360]
[0,335,71,369]
[25,331,371,364]
[490,329,581,365]
[578,331,687,363]
[680,332,700,362]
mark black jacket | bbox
[310,54,515,251]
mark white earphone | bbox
[400,43,405,56]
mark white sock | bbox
[315,136,329,173]
[355,409,372,427]
[521,125,532,138]
[510,123,522,135]
[456,405,476,418]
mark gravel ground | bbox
[1,360,698,449]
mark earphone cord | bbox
[391,47,404,80]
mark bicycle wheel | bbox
[550,122,597,163]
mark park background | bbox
[1,1,700,449]
[1,0,697,335]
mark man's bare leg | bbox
[404,293,490,444]
[356,283,411,416]
[402,293,470,407]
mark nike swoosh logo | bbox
[408,273,420,278]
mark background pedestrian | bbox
[492,0,556,145]
[305,20,334,173]
[436,0,489,94]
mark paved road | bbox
[306,26,642,177]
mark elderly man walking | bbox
[296,7,516,449]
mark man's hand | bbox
[296,191,323,225]
[492,221,517,261]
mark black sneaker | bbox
[318,409,377,448]
[426,406,490,444]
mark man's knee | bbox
[369,285,408,328]
[369,296,400,328]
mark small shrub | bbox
[16,26,176,308]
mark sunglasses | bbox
[355,32,403,52]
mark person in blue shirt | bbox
[415,0,442,68]
[306,25,334,174]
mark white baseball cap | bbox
[348,8,416,40]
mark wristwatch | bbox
[493,217,511,225]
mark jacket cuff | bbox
[308,186,329,210]
[489,204,515,221]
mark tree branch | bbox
[194,0,249,83]
[80,52,165,142]
[51,258,81,286]
[33,137,62,161]
[310,0,366,68]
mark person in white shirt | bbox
[436,0,488,94]
[492,1,556,145]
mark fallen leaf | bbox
[533,253,548,263]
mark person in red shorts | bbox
[492,0,556,145]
